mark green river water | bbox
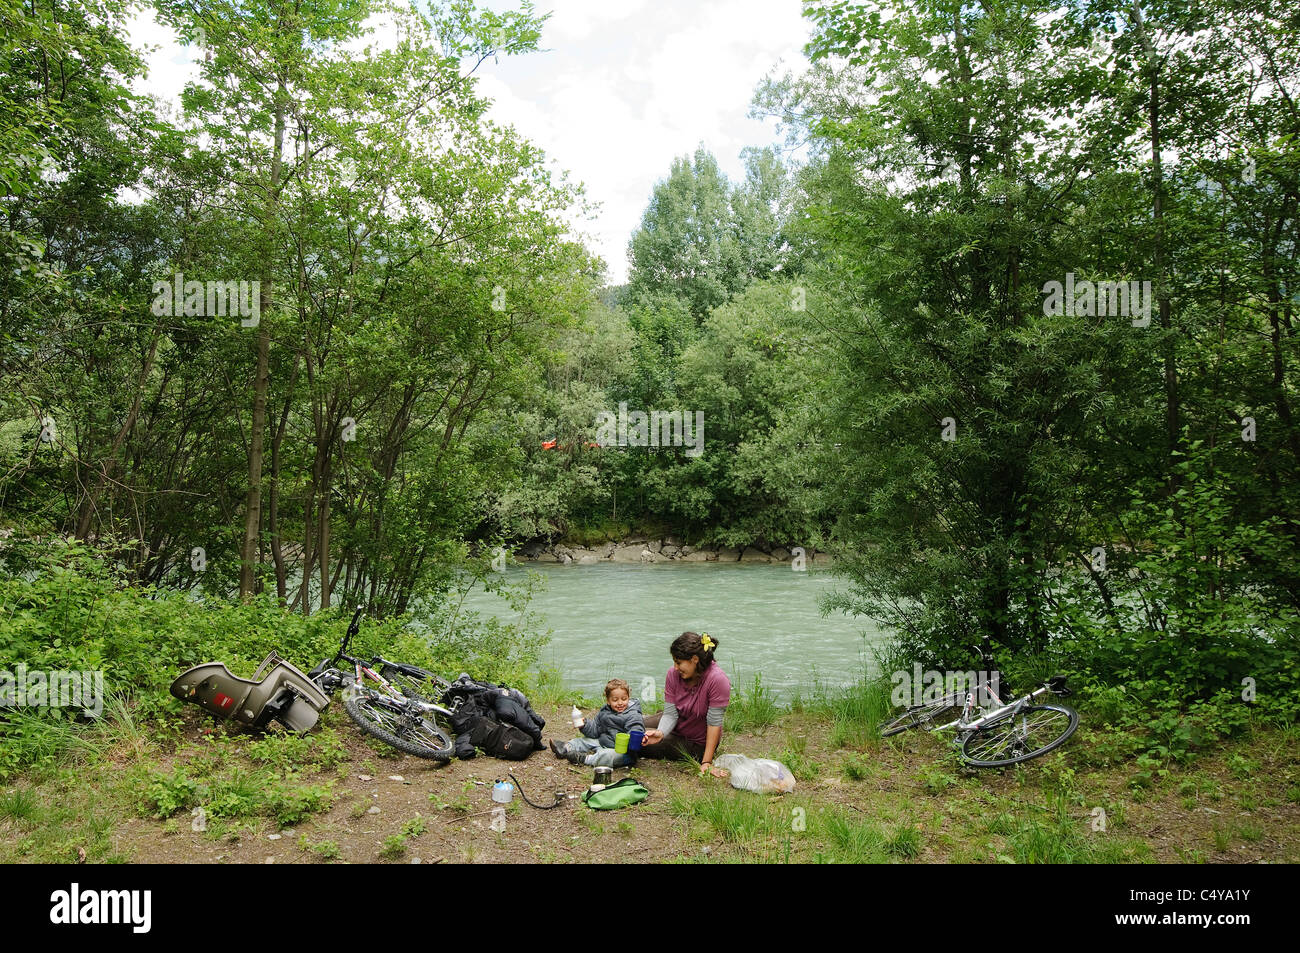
[455,562,888,701]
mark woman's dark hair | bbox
[671,631,719,669]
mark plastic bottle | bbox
[571,704,584,729]
[489,806,506,833]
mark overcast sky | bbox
[129,0,811,284]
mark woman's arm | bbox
[699,705,726,770]
[645,702,678,743]
[700,723,723,771]
[655,702,678,737]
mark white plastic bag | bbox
[712,754,796,794]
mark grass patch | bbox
[726,673,781,732]
[0,786,42,824]
[298,836,341,861]
[380,834,408,859]
[798,673,894,741]
[841,753,871,781]
[816,808,887,863]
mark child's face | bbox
[608,688,630,713]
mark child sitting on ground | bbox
[550,678,645,768]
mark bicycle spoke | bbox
[963,707,1072,762]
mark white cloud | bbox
[479,0,811,282]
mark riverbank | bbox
[514,537,835,566]
[3,688,1295,864]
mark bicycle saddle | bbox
[1047,675,1071,696]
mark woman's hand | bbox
[643,729,663,745]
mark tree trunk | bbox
[1132,3,1180,475]
[269,362,297,605]
[75,325,162,542]
[239,74,288,600]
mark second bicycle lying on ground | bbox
[880,645,1079,767]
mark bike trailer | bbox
[171,651,330,733]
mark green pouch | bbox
[582,777,650,810]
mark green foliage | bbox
[770,0,1300,742]
[775,735,821,781]
[0,539,548,775]
[840,754,871,781]
[298,835,341,861]
[142,760,331,826]
[144,767,201,819]
[626,147,797,322]
[379,834,408,859]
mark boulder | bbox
[534,552,560,563]
[771,546,792,561]
[647,539,663,554]
[661,545,681,558]
[574,550,600,565]
[611,544,648,563]
[739,548,772,563]
[664,536,683,548]
[679,545,694,556]
[599,541,617,558]
[679,550,715,561]
[715,547,742,561]
[558,553,573,565]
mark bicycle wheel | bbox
[959,703,1078,767]
[880,693,964,737]
[344,690,454,761]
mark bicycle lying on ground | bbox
[307,608,458,761]
[880,647,1079,767]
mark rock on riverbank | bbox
[517,538,833,566]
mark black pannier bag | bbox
[441,675,546,761]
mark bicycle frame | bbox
[313,608,456,721]
[929,682,1057,736]
[344,658,457,720]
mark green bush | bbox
[0,538,548,778]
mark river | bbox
[454,562,888,701]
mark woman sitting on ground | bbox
[638,631,730,774]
